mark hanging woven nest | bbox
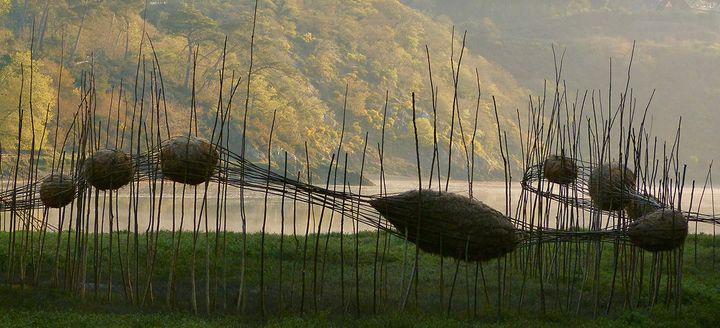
[39,174,76,208]
[543,155,577,185]
[588,163,636,211]
[84,149,134,190]
[627,209,688,252]
[369,190,519,262]
[625,194,662,220]
[160,135,219,185]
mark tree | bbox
[0,0,10,17]
[0,51,55,149]
[102,0,144,59]
[152,3,220,89]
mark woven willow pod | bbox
[627,209,688,252]
[370,190,518,262]
[588,163,636,211]
[39,174,76,208]
[625,194,662,220]
[160,136,219,185]
[543,155,578,185]
[84,149,134,190]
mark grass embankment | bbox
[0,231,718,327]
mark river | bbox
[19,179,720,234]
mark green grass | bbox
[0,231,718,327]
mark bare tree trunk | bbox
[124,17,130,60]
[38,1,50,53]
[70,8,87,58]
[17,0,30,34]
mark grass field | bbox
[0,231,718,327]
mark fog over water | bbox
[31,179,719,234]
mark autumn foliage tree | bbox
[0,51,55,150]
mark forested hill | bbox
[0,0,531,180]
[402,0,720,180]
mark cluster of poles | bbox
[1,8,718,319]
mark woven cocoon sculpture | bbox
[543,155,578,185]
[627,209,688,252]
[160,136,219,185]
[370,190,518,262]
[625,194,662,220]
[84,149,134,190]
[588,163,635,211]
[39,174,76,208]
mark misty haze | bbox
[0,1,718,326]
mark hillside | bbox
[0,0,531,180]
[403,0,720,180]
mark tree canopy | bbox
[0,51,55,150]
[0,0,536,178]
